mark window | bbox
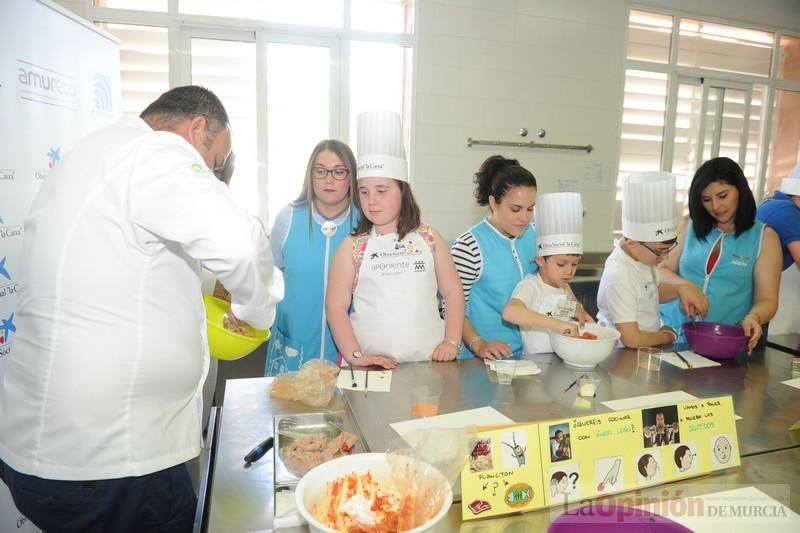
[617,10,800,230]
[90,1,416,224]
[94,23,169,117]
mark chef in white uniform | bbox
[596,172,706,348]
[503,192,590,353]
[0,86,281,533]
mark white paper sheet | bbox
[601,391,699,411]
[336,369,392,392]
[781,377,800,390]
[661,350,722,369]
[603,391,742,420]
[390,406,514,437]
[635,486,800,532]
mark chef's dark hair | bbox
[140,85,230,141]
[688,157,756,240]
[474,155,537,206]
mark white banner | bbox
[0,0,120,529]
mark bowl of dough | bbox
[204,294,269,360]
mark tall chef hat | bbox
[356,110,408,182]
[622,172,678,242]
[535,192,583,256]
[780,163,800,196]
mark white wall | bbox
[412,0,628,249]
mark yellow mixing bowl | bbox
[203,294,270,361]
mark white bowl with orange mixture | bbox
[295,452,453,533]
[547,322,621,369]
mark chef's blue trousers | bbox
[0,458,195,533]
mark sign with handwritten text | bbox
[460,396,739,520]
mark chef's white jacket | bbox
[0,117,280,480]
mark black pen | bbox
[563,380,577,393]
[674,351,693,369]
[244,436,274,467]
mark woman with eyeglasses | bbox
[658,157,782,352]
[264,140,359,375]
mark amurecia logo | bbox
[92,72,113,113]
[17,59,78,110]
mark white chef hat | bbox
[535,192,583,256]
[780,163,800,196]
[621,171,678,242]
[356,110,408,182]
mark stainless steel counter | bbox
[345,346,800,458]
[205,343,800,532]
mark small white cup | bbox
[495,360,516,385]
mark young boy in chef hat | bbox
[502,192,593,354]
[596,172,707,348]
[325,110,465,368]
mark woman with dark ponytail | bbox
[451,155,538,359]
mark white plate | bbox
[485,359,542,376]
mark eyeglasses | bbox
[640,241,677,258]
[313,166,350,181]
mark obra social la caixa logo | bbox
[0,312,15,355]
[0,215,23,240]
[0,256,18,300]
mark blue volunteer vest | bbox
[463,219,538,358]
[660,220,764,342]
[265,204,357,376]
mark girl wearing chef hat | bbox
[502,192,594,354]
[659,157,782,351]
[264,140,359,376]
[326,111,465,367]
[596,172,707,348]
[755,162,800,334]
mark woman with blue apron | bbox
[450,155,539,359]
[658,157,782,352]
[265,140,359,376]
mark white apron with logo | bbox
[521,293,576,354]
[350,228,443,362]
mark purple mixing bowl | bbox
[683,321,749,359]
[549,503,691,532]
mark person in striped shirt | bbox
[451,155,538,359]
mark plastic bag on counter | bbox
[270,359,339,407]
[385,427,475,531]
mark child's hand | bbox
[554,322,579,337]
[352,354,397,369]
[473,339,513,360]
[432,340,459,361]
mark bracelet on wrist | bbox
[443,339,462,350]
[468,336,482,351]
[746,312,762,325]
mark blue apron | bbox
[461,219,537,358]
[660,220,764,343]
[265,204,356,376]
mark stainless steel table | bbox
[205,344,800,532]
[767,333,800,356]
[345,346,800,458]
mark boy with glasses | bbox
[597,172,708,348]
